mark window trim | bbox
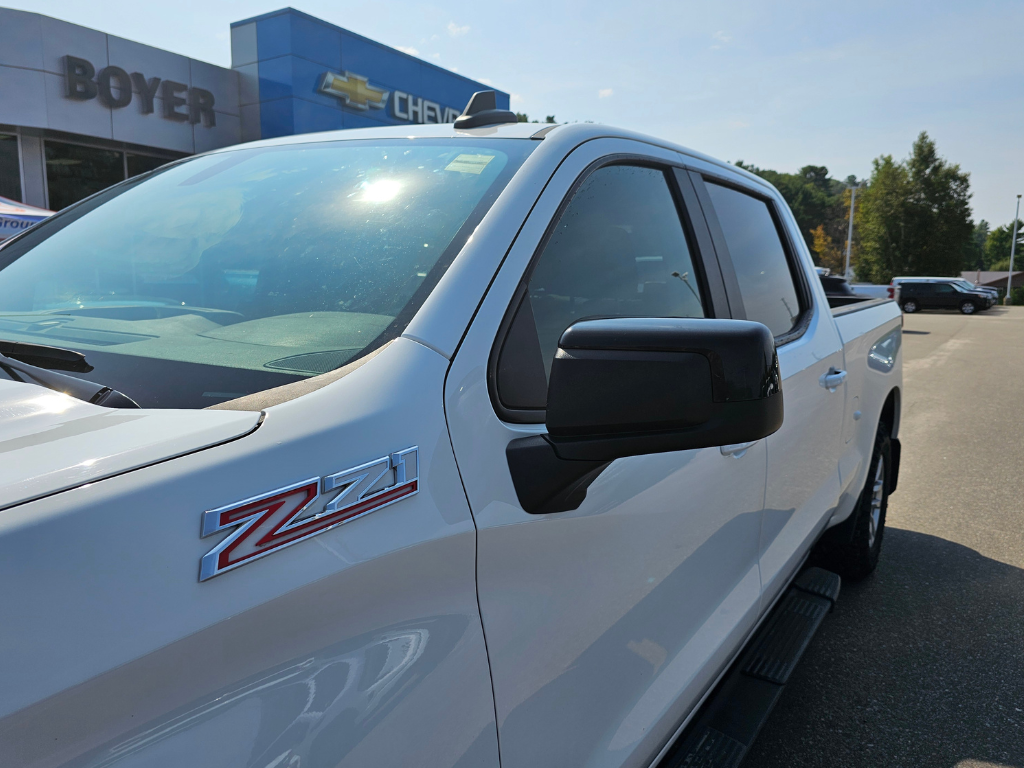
[487,154,726,424]
[692,170,814,346]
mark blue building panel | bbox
[286,13,343,70]
[232,8,509,142]
[258,97,295,139]
[258,55,348,110]
[339,36,427,100]
[290,97,347,134]
[253,13,293,63]
[339,111,392,131]
[255,55,296,102]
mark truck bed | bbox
[829,296,893,314]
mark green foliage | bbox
[856,132,973,283]
[963,220,989,270]
[985,220,1023,271]
[734,161,851,258]
[516,113,558,124]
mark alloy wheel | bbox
[867,456,885,549]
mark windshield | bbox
[954,280,985,292]
[0,139,535,408]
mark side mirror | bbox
[507,317,783,514]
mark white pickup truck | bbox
[0,96,902,768]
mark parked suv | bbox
[892,277,997,304]
[952,279,999,300]
[897,279,993,314]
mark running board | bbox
[659,567,841,768]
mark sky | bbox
[7,0,1022,226]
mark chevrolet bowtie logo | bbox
[318,71,389,110]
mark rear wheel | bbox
[902,299,918,313]
[811,425,891,580]
[960,300,976,314]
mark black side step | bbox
[660,567,841,768]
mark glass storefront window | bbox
[45,141,125,211]
[127,153,170,178]
[0,134,21,202]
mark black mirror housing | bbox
[545,317,783,461]
[506,317,784,514]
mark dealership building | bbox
[0,7,508,211]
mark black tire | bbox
[811,425,891,581]
[959,300,976,314]
[901,300,918,313]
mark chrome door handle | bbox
[819,368,847,392]
[720,440,759,458]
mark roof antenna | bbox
[454,90,518,129]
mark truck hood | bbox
[0,380,261,511]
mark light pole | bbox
[1006,194,1021,305]
[844,183,861,280]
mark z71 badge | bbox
[199,447,418,581]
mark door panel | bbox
[445,141,766,768]
[915,284,936,308]
[759,320,845,601]
[934,283,958,308]
[694,176,845,606]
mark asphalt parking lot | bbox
[745,305,1024,768]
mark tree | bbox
[517,113,558,124]
[856,132,973,283]
[810,224,844,273]
[963,220,989,270]
[734,162,848,256]
[985,220,1023,271]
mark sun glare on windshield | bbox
[360,178,403,203]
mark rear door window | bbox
[704,182,802,337]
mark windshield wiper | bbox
[0,339,93,373]
[0,352,140,408]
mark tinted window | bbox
[497,164,706,411]
[45,141,125,211]
[127,153,171,178]
[705,182,801,336]
[934,284,955,294]
[0,139,535,408]
[0,134,20,202]
[529,165,705,378]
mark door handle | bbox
[819,368,847,392]
[720,440,759,458]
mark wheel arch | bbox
[879,386,900,439]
